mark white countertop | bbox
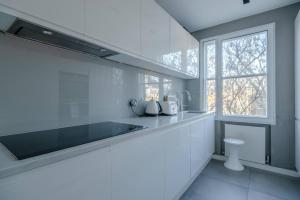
[0,112,214,179]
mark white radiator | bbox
[225,124,266,164]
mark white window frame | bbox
[203,40,217,113]
[200,23,276,125]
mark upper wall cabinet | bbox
[85,0,141,55]
[169,17,189,72]
[140,0,170,64]
[169,17,199,78]
[186,36,199,77]
[0,0,199,79]
[0,0,85,34]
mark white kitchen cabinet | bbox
[85,0,141,55]
[190,116,215,177]
[111,132,164,200]
[205,117,215,159]
[201,117,215,163]
[296,120,300,172]
[0,115,215,200]
[0,147,111,200]
[190,119,206,177]
[186,36,199,77]
[0,0,84,34]
[164,125,191,200]
[169,17,189,73]
[140,0,170,64]
[0,0,199,79]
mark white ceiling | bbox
[156,0,300,32]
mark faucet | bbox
[179,90,192,112]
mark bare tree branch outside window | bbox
[204,31,268,117]
[222,31,267,117]
[205,42,216,112]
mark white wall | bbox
[188,3,300,169]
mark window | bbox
[202,24,276,124]
[204,41,216,112]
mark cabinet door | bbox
[85,0,141,55]
[0,148,111,200]
[295,120,300,174]
[205,117,215,157]
[201,117,215,162]
[141,0,170,64]
[190,119,206,177]
[164,125,190,200]
[169,17,189,72]
[111,133,164,200]
[186,36,199,77]
[0,0,84,34]
[296,120,300,172]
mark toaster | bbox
[162,101,178,115]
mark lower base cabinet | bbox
[190,117,215,178]
[206,117,215,159]
[0,114,215,200]
[0,147,111,200]
[111,115,214,200]
[190,119,206,177]
[111,132,165,200]
[164,126,190,200]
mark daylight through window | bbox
[202,24,275,124]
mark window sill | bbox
[216,115,276,125]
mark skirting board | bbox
[212,155,300,178]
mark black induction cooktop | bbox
[0,122,145,160]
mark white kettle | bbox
[145,98,162,116]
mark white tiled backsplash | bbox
[0,35,186,136]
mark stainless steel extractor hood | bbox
[0,12,118,58]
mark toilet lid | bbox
[224,138,245,145]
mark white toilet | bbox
[224,138,245,171]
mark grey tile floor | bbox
[180,160,300,200]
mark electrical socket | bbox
[129,99,138,107]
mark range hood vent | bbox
[6,19,118,58]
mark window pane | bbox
[222,31,267,77]
[207,80,216,112]
[222,76,267,117]
[205,42,216,79]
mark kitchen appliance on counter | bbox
[0,122,145,160]
[145,98,162,116]
[161,95,178,116]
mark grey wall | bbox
[187,3,300,169]
[0,34,185,136]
